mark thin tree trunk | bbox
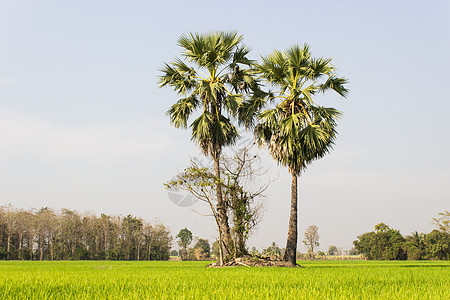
[137,239,140,261]
[71,238,75,257]
[127,238,131,260]
[6,235,11,260]
[213,155,233,260]
[50,237,54,261]
[29,235,33,260]
[39,238,44,261]
[147,239,152,261]
[19,233,23,260]
[104,230,108,252]
[284,171,298,266]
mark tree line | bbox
[353,212,449,260]
[0,204,172,261]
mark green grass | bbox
[1,260,449,299]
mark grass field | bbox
[1,260,449,299]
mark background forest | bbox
[1,205,448,261]
[0,205,171,261]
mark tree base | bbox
[208,255,301,267]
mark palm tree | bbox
[406,231,426,259]
[254,44,348,266]
[159,31,258,260]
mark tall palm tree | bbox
[254,44,348,266]
[159,31,258,260]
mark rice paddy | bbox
[1,260,448,299]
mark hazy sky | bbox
[1,0,449,252]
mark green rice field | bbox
[1,260,449,299]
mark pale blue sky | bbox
[0,0,449,251]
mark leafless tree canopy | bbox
[303,225,320,260]
[165,147,270,261]
[0,204,172,261]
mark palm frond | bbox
[318,76,349,97]
[166,95,200,128]
[309,57,334,78]
[237,89,272,128]
[191,112,213,142]
[158,62,197,95]
[223,94,243,116]
[212,115,240,147]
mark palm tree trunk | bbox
[213,155,233,259]
[284,171,298,266]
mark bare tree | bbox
[222,147,267,257]
[1,204,15,259]
[165,147,268,264]
[303,225,320,260]
[14,209,34,260]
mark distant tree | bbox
[262,242,282,260]
[348,247,358,256]
[141,222,153,261]
[405,231,426,260]
[374,223,390,232]
[60,209,84,260]
[16,209,35,260]
[433,211,450,234]
[327,245,339,256]
[194,238,210,253]
[96,214,114,258]
[353,223,407,260]
[170,249,179,257]
[424,230,450,260]
[148,223,172,261]
[303,225,320,260]
[211,241,220,259]
[121,215,143,260]
[317,251,326,259]
[192,238,211,261]
[35,207,57,261]
[80,213,98,259]
[1,205,15,260]
[251,247,259,256]
[176,228,193,260]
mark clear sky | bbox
[1,0,449,252]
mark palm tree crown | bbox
[159,31,257,157]
[254,44,348,175]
